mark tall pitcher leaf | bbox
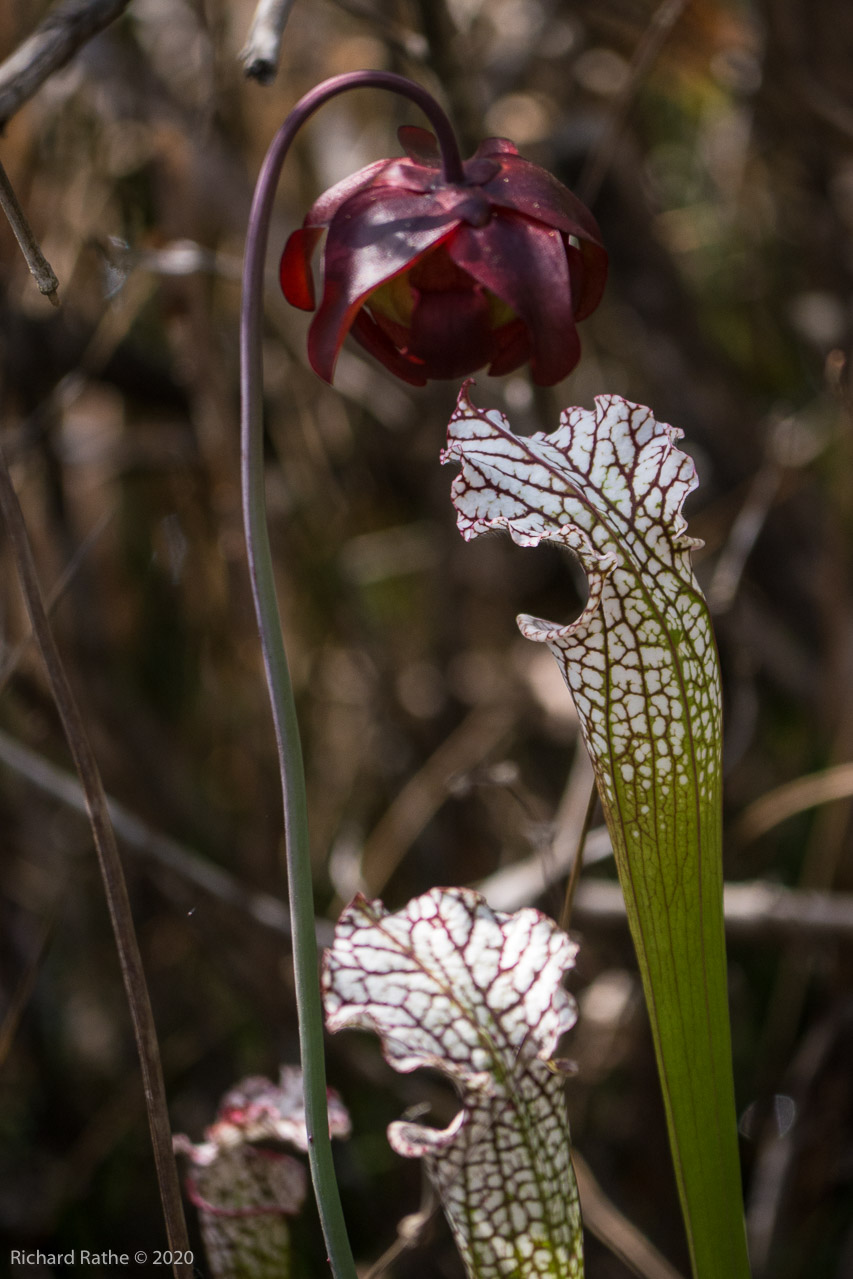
[442,384,750,1279]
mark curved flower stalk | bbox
[324,886,583,1279]
[174,1067,351,1279]
[442,386,750,1279]
[242,73,475,1279]
[241,71,604,1279]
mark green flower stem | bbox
[240,72,463,1279]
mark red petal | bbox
[471,137,520,158]
[304,152,449,228]
[397,126,441,166]
[349,310,428,386]
[302,157,397,229]
[486,318,531,377]
[479,153,605,248]
[449,213,580,385]
[407,287,495,379]
[571,240,608,321]
[307,188,460,382]
[280,226,324,309]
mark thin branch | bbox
[559,779,598,932]
[0,157,59,302]
[0,447,192,1279]
[361,1181,439,1279]
[476,825,613,913]
[0,0,131,129]
[573,1151,687,1279]
[241,0,298,84]
[360,704,515,898]
[709,414,823,614]
[707,462,782,614]
[577,0,687,206]
[735,761,853,844]
[0,726,336,947]
[570,877,853,943]
[0,506,113,695]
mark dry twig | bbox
[0,726,335,947]
[574,1151,686,1279]
[707,462,782,614]
[360,703,515,897]
[571,878,853,943]
[736,762,853,844]
[0,0,131,129]
[241,0,298,84]
[578,0,687,205]
[0,448,192,1278]
[0,157,59,302]
[559,780,599,931]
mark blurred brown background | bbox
[1,1,852,1276]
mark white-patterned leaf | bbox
[442,385,750,1279]
[174,1067,350,1279]
[323,886,583,1279]
[176,1141,305,1279]
[204,1066,351,1155]
[443,381,716,819]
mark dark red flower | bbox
[280,126,607,387]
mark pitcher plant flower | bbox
[280,126,606,387]
[442,384,751,1279]
[241,70,607,1279]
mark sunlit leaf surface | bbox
[324,886,583,1279]
[442,385,750,1279]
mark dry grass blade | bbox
[574,1151,686,1279]
[735,762,853,844]
[0,446,192,1279]
[0,888,65,1070]
[360,703,515,897]
[0,726,337,946]
[570,878,853,943]
[559,780,599,932]
[707,463,782,614]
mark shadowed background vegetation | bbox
[1,1,852,1276]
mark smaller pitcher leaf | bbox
[174,1068,351,1279]
[442,386,750,1279]
[323,886,583,1279]
[174,1138,305,1279]
[209,1067,352,1153]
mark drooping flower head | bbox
[281,124,607,387]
